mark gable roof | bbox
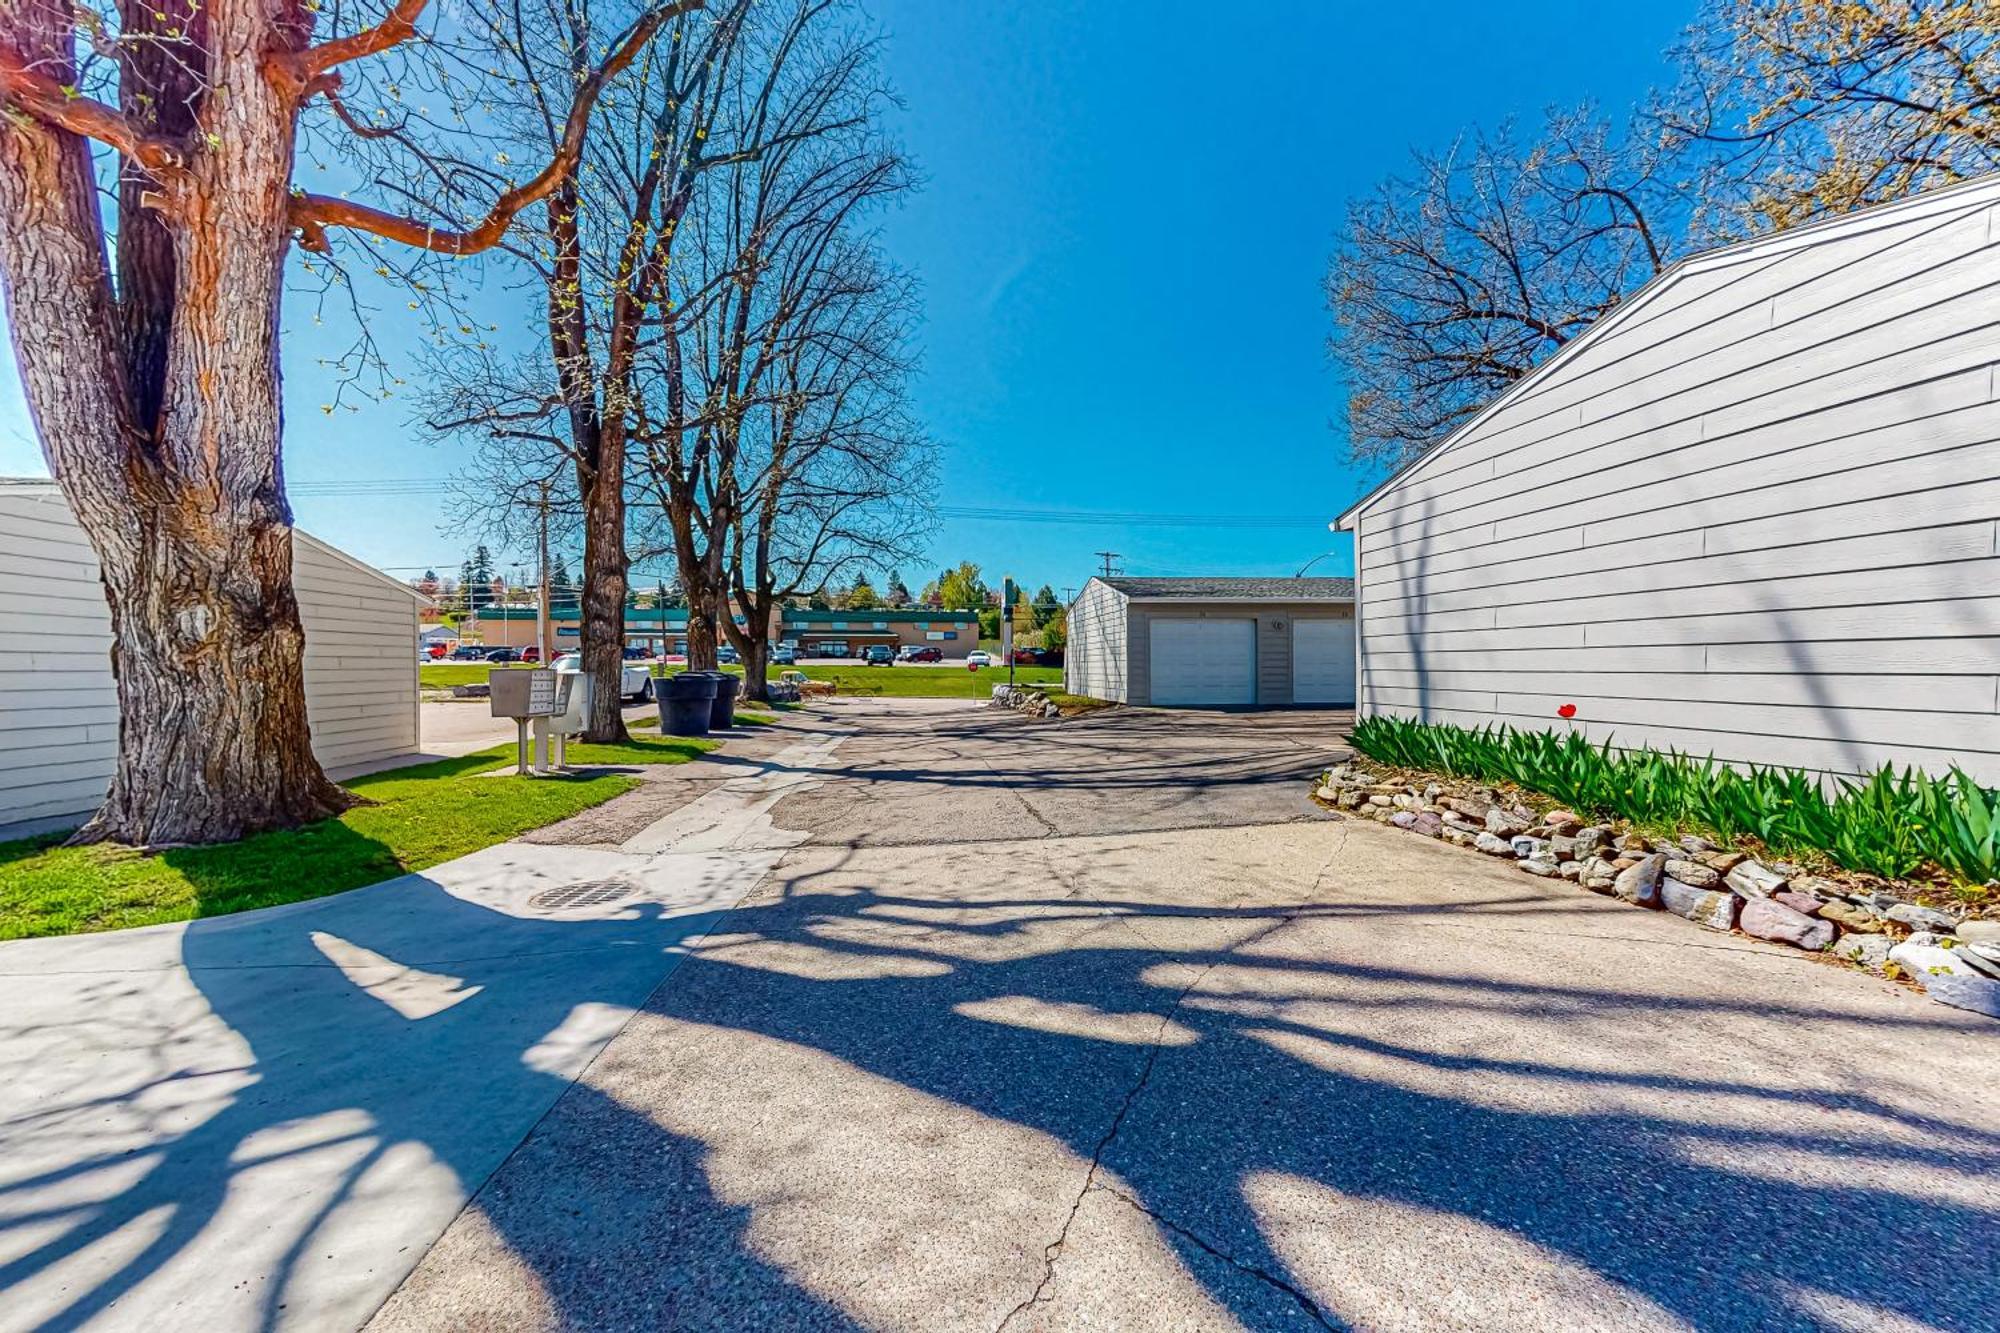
[1100,576,1354,601]
[1332,171,2000,532]
[0,475,427,603]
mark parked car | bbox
[965,650,992,668]
[863,645,895,666]
[812,640,851,659]
[898,645,942,663]
[551,652,655,703]
[426,642,449,660]
[718,644,741,665]
[622,645,652,661]
[484,647,519,663]
[771,643,798,666]
[1007,647,1042,666]
[449,644,488,661]
[520,646,542,664]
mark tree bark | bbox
[0,0,350,845]
[576,442,631,743]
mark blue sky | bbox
[0,0,1691,597]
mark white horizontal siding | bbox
[1064,579,1130,703]
[0,486,420,836]
[1350,180,2000,785]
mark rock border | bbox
[1315,762,2000,1021]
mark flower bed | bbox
[1322,718,2000,1021]
[1350,716,2000,886]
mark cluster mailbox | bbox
[488,668,590,775]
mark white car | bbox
[965,650,993,668]
[551,653,655,703]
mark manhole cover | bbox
[529,879,634,911]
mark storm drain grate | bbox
[529,879,634,911]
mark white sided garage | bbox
[1065,577,1355,708]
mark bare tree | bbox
[1326,111,1675,468]
[627,0,900,673]
[0,0,689,844]
[723,242,935,698]
[415,0,754,742]
[1665,0,2000,232]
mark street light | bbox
[1294,551,1341,578]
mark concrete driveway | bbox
[374,699,1997,1332]
[5,699,1996,1332]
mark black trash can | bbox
[705,671,742,730]
[658,671,718,736]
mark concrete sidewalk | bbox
[0,720,849,1333]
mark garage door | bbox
[1292,618,1356,705]
[1149,619,1255,706]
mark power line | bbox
[285,479,1330,530]
[1094,550,1122,578]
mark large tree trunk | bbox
[576,445,631,743]
[0,0,350,846]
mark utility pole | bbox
[535,480,552,665]
[1094,551,1121,578]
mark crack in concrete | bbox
[1088,1182,1337,1329]
[995,828,1350,1332]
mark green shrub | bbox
[1348,715,2000,884]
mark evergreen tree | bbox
[1032,584,1061,628]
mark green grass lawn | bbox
[658,663,1061,698]
[0,736,715,941]
[420,662,534,689]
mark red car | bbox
[898,645,943,663]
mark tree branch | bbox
[298,0,431,78]
[290,0,705,255]
[0,46,185,175]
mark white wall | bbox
[1347,178,2000,784]
[0,483,421,838]
[1064,579,1130,702]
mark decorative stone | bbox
[1818,900,1883,933]
[1510,835,1552,860]
[1336,790,1363,810]
[1678,834,1719,854]
[1449,798,1490,819]
[1543,809,1583,833]
[1772,890,1825,917]
[1315,784,1340,803]
[1888,940,1977,980]
[1697,850,1748,872]
[1663,859,1721,890]
[1484,809,1529,838]
[1739,897,1835,950]
[1661,877,1740,932]
[1957,944,2000,981]
[1412,812,1445,838]
[1789,875,1845,899]
[1924,973,2000,1020]
[1613,853,1667,909]
[1445,830,1477,848]
[1954,919,2000,944]
[1474,831,1516,856]
[1615,833,1650,854]
[1367,795,1395,808]
[1389,811,1418,829]
[1574,827,1612,858]
[1580,858,1619,893]
[1831,935,1893,969]
[1558,861,1583,881]
[1519,858,1561,877]
[1725,860,1787,899]
[1393,793,1423,811]
[1885,902,1958,933]
[1549,834,1579,860]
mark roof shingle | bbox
[1101,576,1354,601]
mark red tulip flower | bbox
[1557,703,1578,719]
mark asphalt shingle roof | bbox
[1102,576,1354,601]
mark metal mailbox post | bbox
[488,668,571,775]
